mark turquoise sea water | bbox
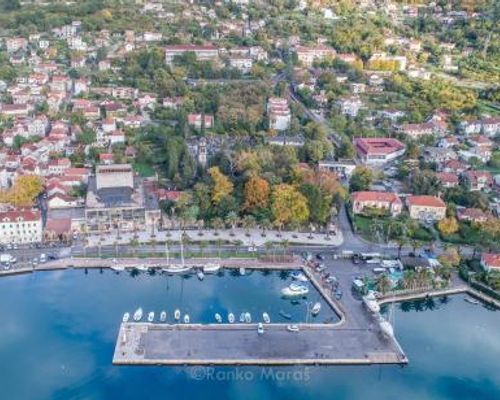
[0,269,498,400]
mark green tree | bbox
[349,166,373,192]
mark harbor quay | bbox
[112,259,408,367]
[112,322,407,366]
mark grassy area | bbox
[133,162,156,177]
[353,214,434,243]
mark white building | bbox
[0,210,43,244]
[267,97,291,131]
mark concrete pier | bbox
[113,322,407,366]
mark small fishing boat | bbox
[147,312,155,322]
[197,271,205,281]
[215,313,222,323]
[239,267,245,276]
[160,311,167,322]
[122,312,130,322]
[174,309,181,321]
[311,302,321,316]
[464,297,480,305]
[281,283,309,297]
[239,313,245,323]
[183,314,190,324]
[262,312,270,324]
[203,263,221,274]
[244,312,251,323]
[228,313,235,323]
[133,308,143,321]
[291,271,308,282]
[279,310,292,320]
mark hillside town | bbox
[0,0,498,294]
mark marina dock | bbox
[112,322,407,366]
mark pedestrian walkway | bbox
[85,228,343,248]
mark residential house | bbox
[267,97,291,131]
[463,171,493,191]
[407,195,446,221]
[351,191,402,217]
[480,253,500,273]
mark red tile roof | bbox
[352,191,401,204]
[407,195,446,208]
[481,253,500,269]
[354,137,405,155]
[0,210,41,222]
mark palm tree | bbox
[403,270,417,290]
[212,217,224,236]
[396,236,408,258]
[376,274,392,295]
[242,215,256,237]
[260,218,271,237]
[225,212,239,236]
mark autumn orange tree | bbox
[0,175,43,207]
[243,175,270,212]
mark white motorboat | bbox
[239,313,245,323]
[183,314,190,324]
[287,324,300,333]
[197,271,205,281]
[363,291,381,313]
[311,302,321,316]
[262,312,270,324]
[162,264,192,274]
[257,322,264,335]
[174,309,181,321]
[244,312,251,323]
[228,313,235,323]
[203,263,221,274]
[147,312,155,322]
[136,264,148,271]
[464,297,480,305]
[291,271,308,282]
[111,265,125,272]
[281,283,309,297]
[133,308,143,321]
[215,313,222,323]
[160,311,167,322]
[122,312,130,322]
[239,267,245,275]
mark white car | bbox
[257,322,264,335]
